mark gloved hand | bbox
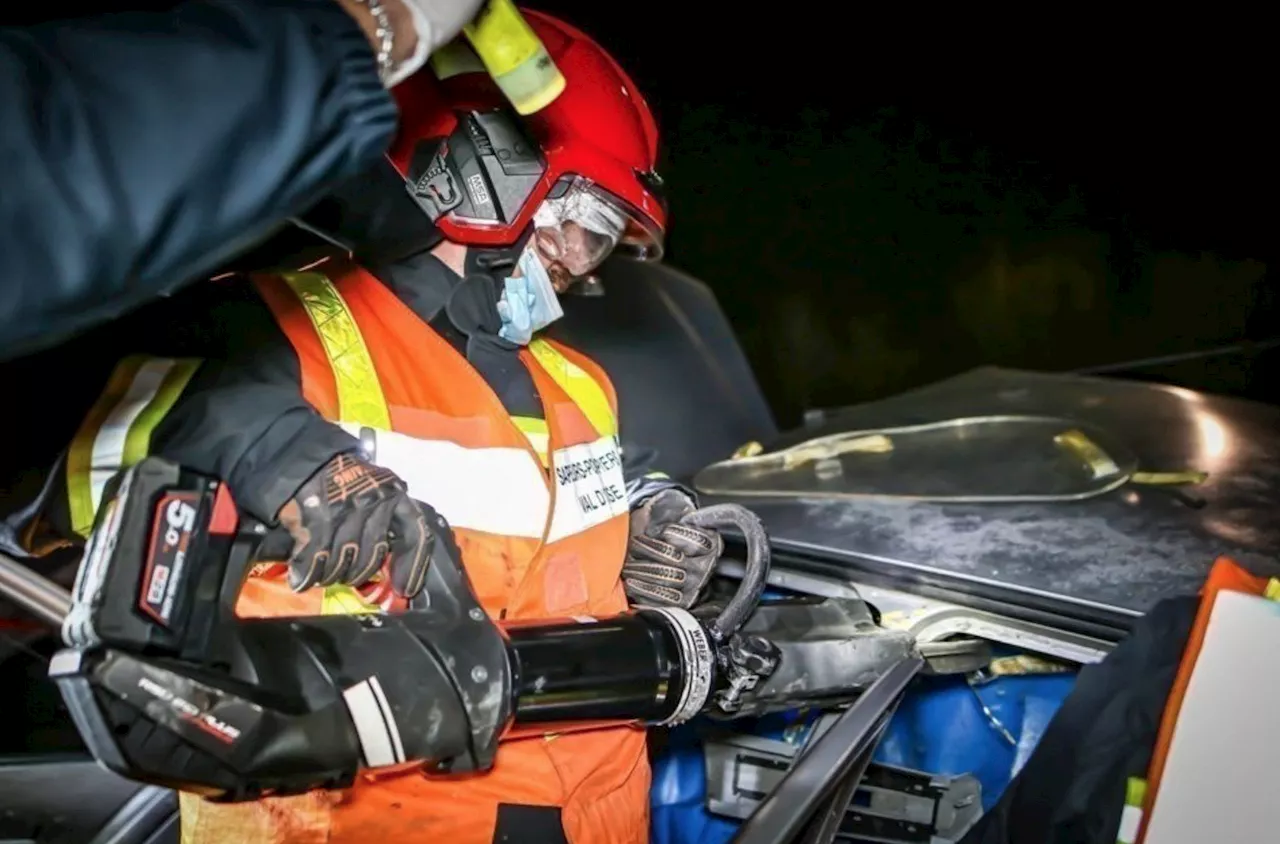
[623,489,724,609]
[276,453,434,598]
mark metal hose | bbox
[681,503,771,642]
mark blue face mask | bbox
[496,243,564,346]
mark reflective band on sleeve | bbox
[342,677,406,768]
[528,340,617,438]
[66,356,201,537]
[279,271,392,431]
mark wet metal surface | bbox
[708,368,1280,626]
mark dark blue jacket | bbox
[0,0,397,360]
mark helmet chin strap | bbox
[463,239,524,277]
[444,273,504,341]
[443,229,539,351]
[380,227,543,357]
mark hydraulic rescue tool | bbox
[40,457,793,800]
[0,457,922,801]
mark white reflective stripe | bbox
[89,359,176,514]
[337,424,628,541]
[339,423,550,538]
[546,434,628,542]
[342,677,404,768]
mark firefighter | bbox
[18,11,724,843]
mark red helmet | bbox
[386,10,666,265]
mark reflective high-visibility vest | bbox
[178,260,647,844]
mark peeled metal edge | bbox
[644,607,714,725]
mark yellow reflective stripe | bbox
[321,584,379,615]
[512,416,549,436]
[528,339,617,438]
[123,361,200,467]
[512,415,550,465]
[66,356,201,537]
[276,272,391,617]
[280,271,392,430]
[68,359,139,538]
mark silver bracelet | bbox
[358,0,396,84]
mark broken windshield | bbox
[694,416,1138,503]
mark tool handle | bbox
[255,527,296,562]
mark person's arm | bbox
[148,290,359,525]
[5,286,356,555]
[0,0,398,361]
[622,444,693,509]
[13,282,441,599]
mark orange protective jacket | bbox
[177,260,649,844]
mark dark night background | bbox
[1,5,1273,439]
[536,4,1274,427]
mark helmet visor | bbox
[531,177,658,288]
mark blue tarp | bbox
[877,672,1075,811]
[650,670,1076,844]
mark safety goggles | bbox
[530,177,641,287]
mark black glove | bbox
[276,453,434,598]
[623,489,723,608]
